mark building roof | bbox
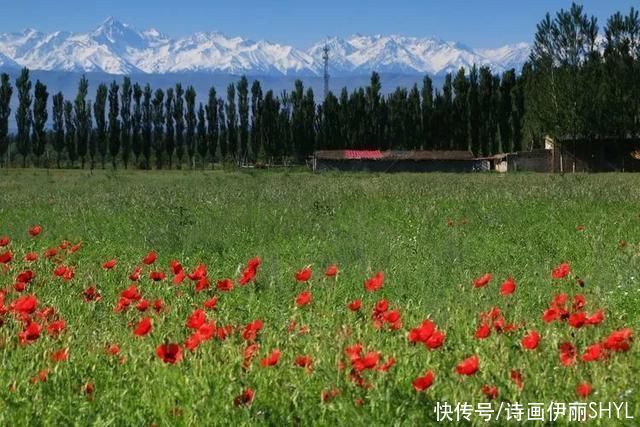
[314,150,475,161]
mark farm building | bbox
[312,150,476,172]
[545,136,640,173]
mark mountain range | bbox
[0,17,531,77]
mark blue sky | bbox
[3,0,638,48]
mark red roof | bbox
[343,150,383,159]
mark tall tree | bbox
[93,83,107,169]
[303,87,316,157]
[174,84,185,168]
[131,83,143,166]
[218,98,227,161]
[52,92,65,168]
[250,80,263,162]
[165,88,175,168]
[108,81,120,169]
[0,73,12,165]
[196,103,207,167]
[184,86,197,168]
[152,89,165,169]
[225,83,238,162]
[141,84,152,169]
[15,68,32,167]
[365,72,383,149]
[407,84,422,149]
[205,87,218,167]
[32,81,49,166]
[237,76,249,163]
[261,90,280,160]
[421,76,433,150]
[120,77,132,169]
[452,68,470,151]
[64,101,76,166]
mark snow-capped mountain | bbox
[0,18,530,76]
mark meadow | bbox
[0,169,638,426]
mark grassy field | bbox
[0,169,638,426]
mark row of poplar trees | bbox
[0,3,637,169]
[0,67,527,169]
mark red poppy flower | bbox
[24,252,38,262]
[521,330,540,350]
[321,388,341,403]
[473,273,492,288]
[0,236,9,247]
[238,258,260,285]
[67,242,82,254]
[44,247,58,258]
[572,294,586,311]
[576,382,592,398]
[185,333,202,351]
[412,370,435,392]
[106,344,120,355]
[552,262,571,279]
[408,320,435,343]
[203,296,218,310]
[149,271,166,281]
[120,285,142,301]
[216,325,233,340]
[51,348,68,362]
[456,355,479,375]
[83,286,101,302]
[153,299,164,312]
[425,330,446,349]
[188,263,208,281]
[194,277,210,292]
[242,320,263,341]
[197,322,216,340]
[475,323,491,339]
[186,309,207,330]
[47,319,66,336]
[325,265,339,277]
[602,328,633,352]
[28,226,42,237]
[568,312,587,328]
[260,349,281,367]
[586,309,604,325]
[18,322,42,345]
[295,267,312,282]
[233,388,254,406]
[173,269,185,285]
[364,272,384,292]
[294,355,313,369]
[216,278,233,292]
[353,351,380,372]
[11,294,38,314]
[510,369,523,389]
[243,343,260,368]
[156,343,182,364]
[133,317,152,336]
[348,299,361,311]
[581,343,606,362]
[500,277,516,295]
[0,250,12,264]
[84,382,95,395]
[295,290,312,307]
[169,260,183,274]
[542,308,561,323]
[481,384,499,400]
[16,270,35,284]
[142,251,157,265]
[102,259,117,270]
[136,299,149,312]
[559,342,577,366]
[128,266,142,281]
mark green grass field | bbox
[0,169,638,426]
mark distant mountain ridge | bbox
[0,17,531,76]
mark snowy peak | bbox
[0,19,530,76]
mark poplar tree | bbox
[52,92,65,168]
[64,100,76,166]
[120,77,132,169]
[226,84,238,162]
[196,103,207,167]
[185,86,196,168]
[131,83,143,166]
[152,89,165,169]
[108,81,120,169]
[205,87,218,166]
[93,83,107,169]
[165,88,175,168]
[237,76,249,163]
[250,80,263,162]
[142,84,152,169]
[174,84,185,168]
[15,68,32,167]
[0,73,12,164]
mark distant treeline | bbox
[0,3,638,169]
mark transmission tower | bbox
[322,43,330,99]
